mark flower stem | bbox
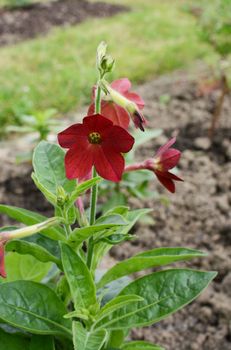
[87,84,101,269]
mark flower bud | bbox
[96,42,115,76]
[56,186,68,207]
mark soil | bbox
[0,68,231,350]
[0,0,128,46]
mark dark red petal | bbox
[159,171,183,182]
[58,124,88,149]
[159,149,181,170]
[104,125,134,153]
[155,173,175,193]
[0,244,6,278]
[64,146,93,180]
[83,114,113,138]
[101,103,130,129]
[87,103,95,116]
[123,91,145,110]
[131,110,147,131]
[111,78,131,94]
[93,146,125,182]
[156,137,176,157]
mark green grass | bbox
[0,0,218,128]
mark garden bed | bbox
[0,0,128,46]
[0,68,230,349]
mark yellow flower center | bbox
[88,132,102,144]
[153,157,163,171]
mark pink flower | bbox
[58,114,134,182]
[88,78,146,131]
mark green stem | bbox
[87,84,101,269]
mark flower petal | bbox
[123,91,145,109]
[104,125,134,153]
[156,137,177,157]
[111,78,131,94]
[159,149,181,170]
[154,170,183,193]
[93,146,125,182]
[0,244,6,278]
[83,114,113,138]
[65,145,93,180]
[58,124,88,149]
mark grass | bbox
[0,0,218,129]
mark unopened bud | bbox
[96,42,115,76]
[56,186,68,207]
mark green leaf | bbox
[121,341,165,350]
[104,206,129,217]
[60,243,97,310]
[30,335,55,350]
[102,234,133,245]
[31,173,57,206]
[0,253,51,283]
[95,269,217,330]
[0,281,71,337]
[68,214,127,248]
[73,321,107,350]
[0,205,65,241]
[117,209,152,235]
[33,141,76,195]
[95,295,143,325]
[97,247,207,288]
[6,239,62,269]
[0,328,30,350]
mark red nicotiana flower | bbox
[124,137,183,193]
[145,137,183,193]
[0,244,6,278]
[88,78,146,131]
[58,114,134,182]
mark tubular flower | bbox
[88,78,146,131]
[0,244,6,278]
[145,137,183,193]
[125,137,183,193]
[58,114,135,182]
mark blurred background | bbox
[0,1,230,349]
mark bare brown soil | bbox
[0,0,128,46]
[0,69,230,349]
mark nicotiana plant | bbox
[0,42,216,350]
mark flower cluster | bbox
[58,79,183,192]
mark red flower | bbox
[88,78,146,131]
[146,137,183,193]
[0,244,6,278]
[58,114,134,182]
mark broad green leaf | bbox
[60,243,97,310]
[68,214,127,248]
[31,173,57,206]
[97,247,207,288]
[0,328,30,350]
[68,177,102,206]
[0,205,65,241]
[121,341,165,350]
[30,335,55,350]
[73,321,107,350]
[33,141,76,195]
[0,253,51,283]
[119,209,152,235]
[95,295,143,325]
[0,281,71,338]
[6,239,62,269]
[104,206,129,217]
[95,269,216,330]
